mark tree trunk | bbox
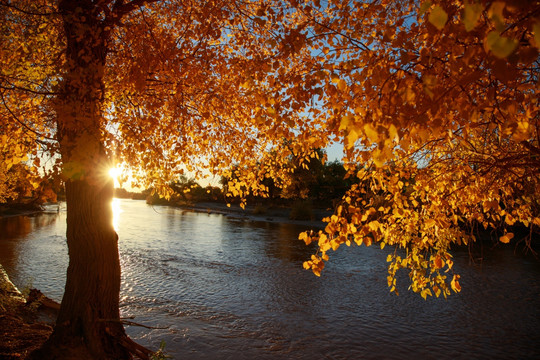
[31,1,146,359]
[33,176,131,359]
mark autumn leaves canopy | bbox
[297,0,540,299]
[1,0,539,299]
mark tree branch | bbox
[108,0,163,24]
[0,89,56,143]
[0,1,59,16]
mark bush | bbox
[289,200,314,221]
[252,203,267,215]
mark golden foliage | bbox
[1,0,538,298]
[298,0,540,297]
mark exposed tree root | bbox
[116,333,153,360]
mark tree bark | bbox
[31,1,141,358]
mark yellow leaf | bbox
[533,22,540,48]
[429,5,448,30]
[419,1,432,16]
[462,3,483,32]
[388,124,398,141]
[499,232,514,243]
[337,79,347,91]
[486,31,517,58]
[400,86,415,104]
[364,123,379,143]
[513,121,530,142]
[424,218,436,228]
[368,220,381,232]
[346,128,361,147]
[298,232,307,242]
[434,256,443,269]
[505,214,516,226]
[339,115,354,131]
[488,1,506,31]
[451,274,461,292]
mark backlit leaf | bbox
[428,5,448,30]
[533,22,540,48]
[486,31,517,58]
[499,232,514,243]
[488,1,506,31]
[462,3,483,32]
[451,275,461,292]
[419,1,432,16]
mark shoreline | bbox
[0,203,62,219]
[0,210,43,219]
[0,205,43,219]
[2,200,332,229]
[163,201,332,229]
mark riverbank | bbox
[0,206,42,219]
[0,264,53,359]
[170,201,333,229]
[0,203,65,221]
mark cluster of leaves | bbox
[299,0,540,298]
[103,0,331,195]
[222,149,353,207]
[1,132,56,206]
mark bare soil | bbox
[1,265,55,359]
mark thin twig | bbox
[99,318,170,330]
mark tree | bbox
[298,1,540,299]
[1,0,328,358]
[1,0,539,357]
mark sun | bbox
[108,167,122,187]
[108,167,121,180]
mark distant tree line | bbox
[144,152,354,212]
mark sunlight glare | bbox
[108,167,121,187]
[108,167,121,178]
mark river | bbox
[1,199,539,359]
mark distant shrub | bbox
[252,203,267,215]
[289,200,314,221]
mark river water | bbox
[1,199,539,359]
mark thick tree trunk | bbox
[33,174,130,359]
[31,1,147,359]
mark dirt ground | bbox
[0,311,53,359]
[1,265,54,359]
